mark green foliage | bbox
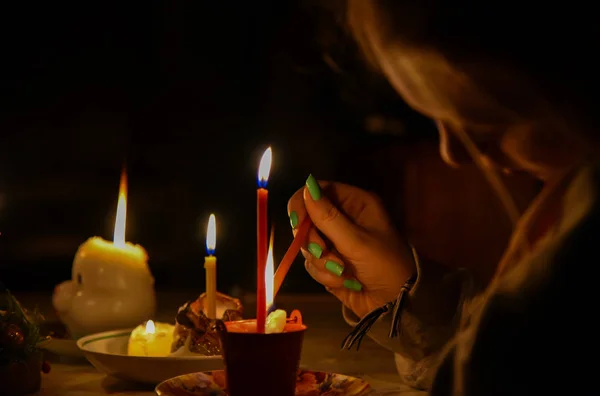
[0,286,42,362]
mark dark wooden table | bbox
[14,291,423,395]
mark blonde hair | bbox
[346,0,522,229]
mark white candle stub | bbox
[265,309,287,334]
[127,320,175,357]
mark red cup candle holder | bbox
[216,310,306,396]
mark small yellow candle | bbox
[73,169,152,286]
[265,309,287,334]
[127,320,174,357]
[204,214,217,319]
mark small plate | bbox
[38,321,85,358]
[38,337,84,358]
[155,370,373,395]
[77,328,223,384]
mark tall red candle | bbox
[256,147,272,333]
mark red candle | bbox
[273,216,312,298]
[256,147,272,333]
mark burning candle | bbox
[204,214,217,319]
[256,147,272,333]
[53,169,156,337]
[265,228,275,313]
[265,231,287,334]
[127,320,175,357]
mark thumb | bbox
[303,175,364,249]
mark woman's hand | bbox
[288,175,417,318]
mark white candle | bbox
[53,169,155,337]
[128,320,175,357]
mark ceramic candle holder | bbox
[216,312,306,396]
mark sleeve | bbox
[431,206,597,396]
[431,268,586,396]
[343,258,476,390]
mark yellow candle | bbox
[73,237,150,285]
[204,214,217,319]
[72,169,153,290]
[127,320,174,357]
[265,309,287,334]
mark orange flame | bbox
[113,168,128,247]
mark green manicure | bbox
[289,211,299,229]
[307,242,323,259]
[325,260,344,277]
[305,174,321,201]
[343,279,362,291]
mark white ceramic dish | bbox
[39,337,84,358]
[77,328,223,384]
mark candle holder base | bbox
[216,314,306,396]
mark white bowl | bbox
[77,328,223,384]
[39,337,84,358]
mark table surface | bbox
[14,291,424,396]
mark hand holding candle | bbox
[204,214,217,319]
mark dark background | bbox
[0,1,441,293]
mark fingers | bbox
[305,259,345,289]
[287,179,335,232]
[287,185,310,231]
[303,175,364,249]
[301,226,327,255]
[303,247,363,292]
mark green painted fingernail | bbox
[305,174,321,201]
[289,211,299,229]
[325,260,344,277]
[307,243,323,259]
[343,279,362,291]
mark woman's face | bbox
[374,45,588,181]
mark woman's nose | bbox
[436,121,473,167]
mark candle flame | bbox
[206,214,216,255]
[265,227,275,311]
[257,147,272,188]
[145,320,156,334]
[113,168,127,247]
